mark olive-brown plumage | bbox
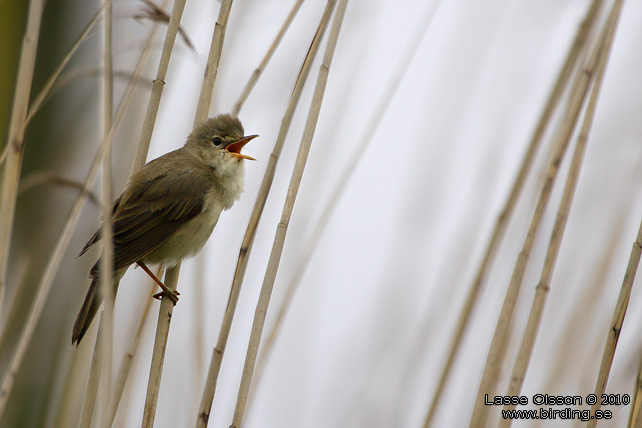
[72,114,257,345]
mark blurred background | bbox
[1,0,641,427]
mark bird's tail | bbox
[72,275,100,346]
[72,263,121,346]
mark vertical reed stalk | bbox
[79,0,117,407]
[141,266,181,428]
[469,6,607,427]
[584,9,641,418]
[48,10,168,425]
[99,0,115,421]
[101,270,160,428]
[193,0,233,125]
[76,5,168,424]
[424,2,603,425]
[591,214,642,428]
[231,1,348,426]
[0,15,160,417]
[248,1,441,412]
[192,253,205,413]
[195,3,337,425]
[498,3,623,426]
[26,6,104,125]
[79,315,104,428]
[130,0,189,174]
[543,215,624,392]
[0,0,45,325]
[0,103,106,420]
[142,1,234,426]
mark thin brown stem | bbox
[499,2,623,425]
[591,215,642,427]
[101,269,161,428]
[248,1,441,414]
[130,0,189,174]
[141,266,181,428]
[0,0,45,329]
[25,6,104,126]
[98,0,115,421]
[0,14,160,416]
[231,1,348,426]
[424,1,604,425]
[584,8,640,421]
[469,3,607,426]
[195,3,337,426]
[193,0,233,125]
[142,1,235,426]
[79,314,103,428]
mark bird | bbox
[72,114,258,345]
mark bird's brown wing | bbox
[80,152,212,274]
[110,167,211,272]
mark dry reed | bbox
[141,266,181,428]
[585,5,641,415]
[25,6,104,126]
[1,2,638,426]
[79,314,104,428]
[195,3,337,425]
[543,215,624,392]
[142,0,234,425]
[425,1,604,424]
[231,0,348,426]
[499,2,623,425]
[98,0,115,421]
[77,2,174,423]
[248,1,442,414]
[0,9,164,416]
[101,270,160,428]
[0,0,45,326]
[594,213,642,428]
[131,0,189,174]
[469,3,608,425]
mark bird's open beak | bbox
[226,135,258,160]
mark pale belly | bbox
[143,204,223,267]
[140,164,244,268]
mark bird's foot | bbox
[136,261,180,305]
[153,288,180,304]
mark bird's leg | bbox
[136,261,180,304]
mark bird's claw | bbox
[153,289,180,304]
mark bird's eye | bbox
[212,137,223,146]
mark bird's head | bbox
[186,114,258,169]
